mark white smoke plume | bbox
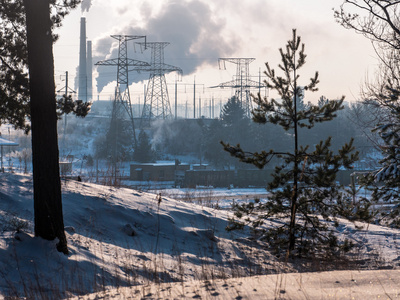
[94,0,237,94]
[81,0,92,13]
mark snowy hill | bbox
[0,172,399,299]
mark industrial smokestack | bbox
[78,17,87,101]
[86,40,92,101]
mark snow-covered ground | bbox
[148,187,270,210]
[75,269,400,299]
[0,172,399,299]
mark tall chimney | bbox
[78,17,87,101]
[86,40,92,102]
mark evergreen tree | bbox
[0,1,30,132]
[203,119,229,168]
[362,86,400,226]
[220,96,247,126]
[100,115,133,162]
[1,0,85,254]
[219,96,252,168]
[134,130,156,163]
[223,30,360,257]
[0,1,82,133]
[56,94,91,119]
[202,97,252,169]
[220,96,250,145]
[336,1,400,226]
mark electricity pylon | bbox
[212,58,266,117]
[131,42,182,126]
[95,35,149,147]
[95,35,149,183]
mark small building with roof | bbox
[130,161,190,184]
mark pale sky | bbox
[53,0,378,107]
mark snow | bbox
[72,269,400,299]
[149,187,269,209]
[0,137,18,146]
[0,172,400,299]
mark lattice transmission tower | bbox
[95,35,149,147]
[213,58,266,117]
[132,42,182,125]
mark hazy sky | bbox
[53,0,378,106]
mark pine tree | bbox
[220,96,250,144]
[203,119,229,168]
[0,2,30,132]
[220,96,247,126]
[219,96,252,168]
[134,130,156,163]
[56,94,91,119]
[335,0,400,227]
[105,114,134,162]
[223,30,360,257]
[361,85,400,226]
[0,0,81,254]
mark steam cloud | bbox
[81,0,92,13]
[94,0,236,94]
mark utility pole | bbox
[193,76,196,119]
[57,70,75,96]
[199,95,201,118]
[57,71,75,157]
[175,80,178,120]
[64,71,68,96]
[142,83,146,119]
[168,80,204,120]
[212,96,215,118]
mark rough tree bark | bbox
[24,0,68,254]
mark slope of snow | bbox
[73,269,400,299]
[0,172,400,299]
[0,173,281,298]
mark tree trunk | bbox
[24,0,68,254]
